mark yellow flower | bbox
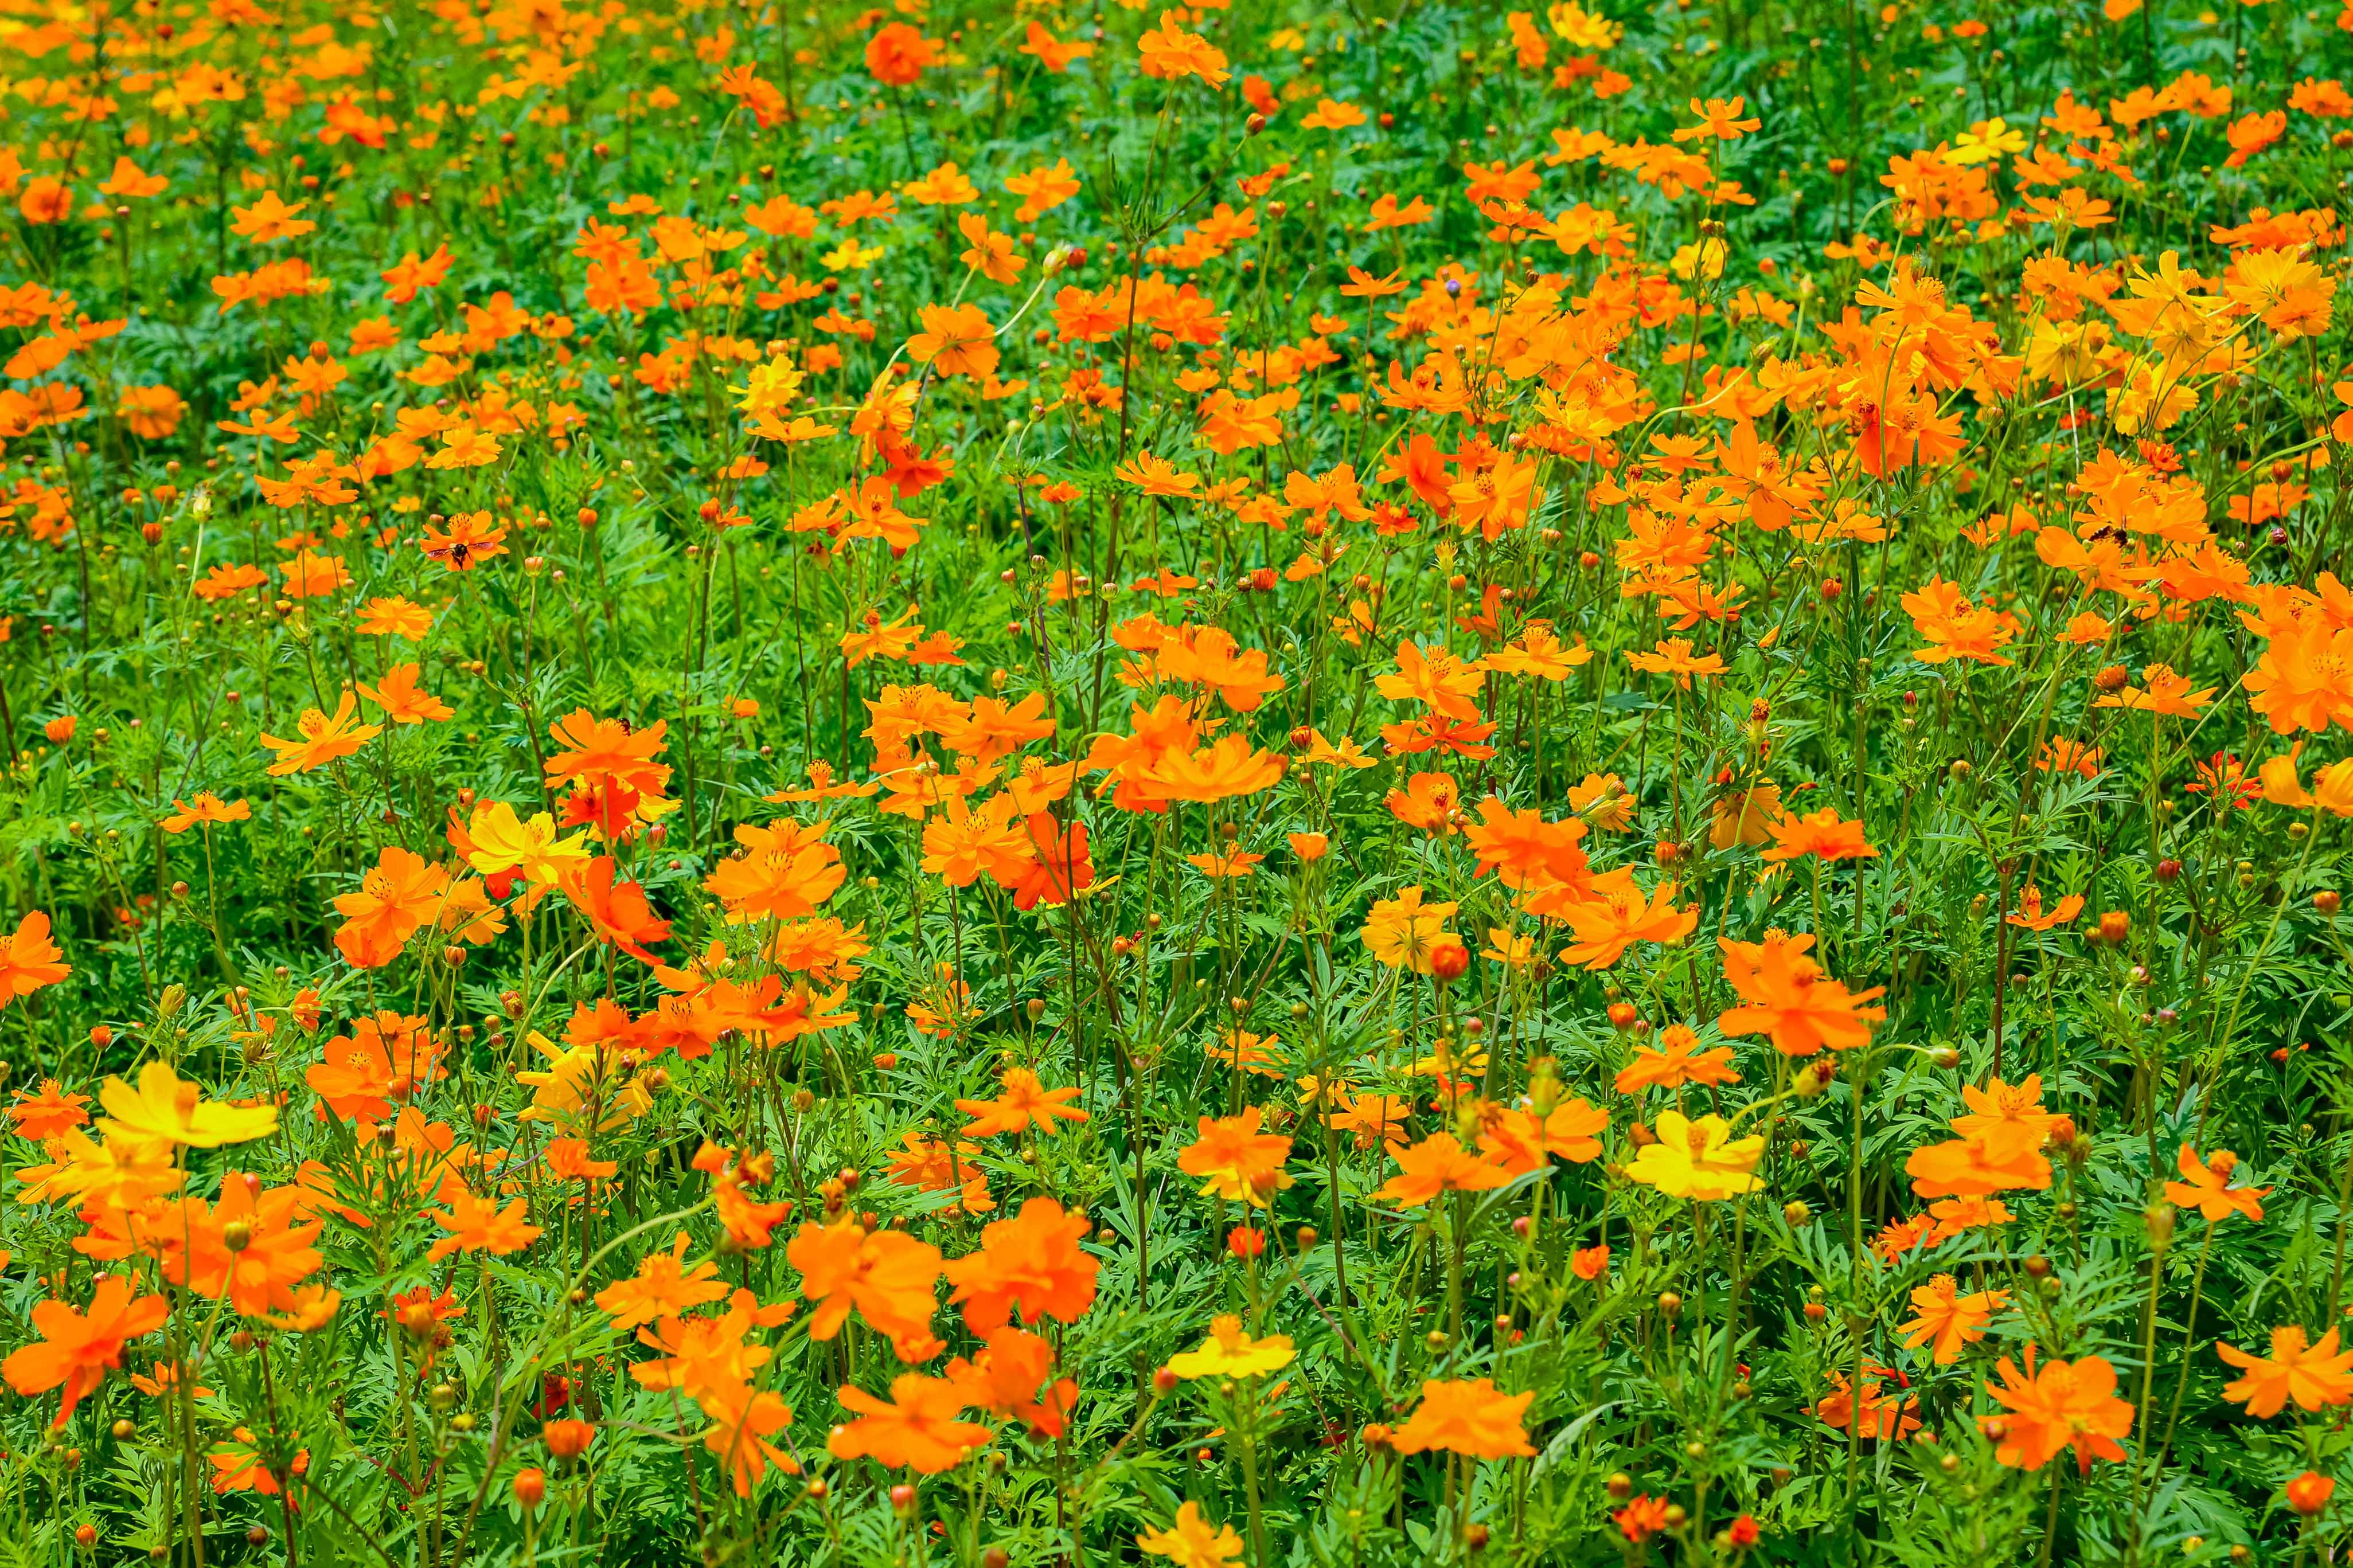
[465,800,591,885]
[1164,1315,1295,1381]
[516,1034,654,1134]
[1626,1110,1763,1201]
[1138,1501,1246,1568]
[96,1062,278,1149]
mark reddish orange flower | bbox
[865,22,943,87]
[2,1276,169,1427]
[942,1196,1099,1333]
[1715,932,1885,1056]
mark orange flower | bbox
[1614,1025,1740,1093]
[1556,872,1697,970]
[596,1230,730,1334]
[2005,886,2086,932]
[1387,1378,1536,1458]
[1176,1107,1293,1207]
[2246,619,2353,735]
[1369,1133,1510,1208]
[356,662,453,724]
[945,1326,1076,1437]
[0,911,69,1006]
[2,1276,169,1427]
[331,846,450,971]
[544,709,673,800]
[160,793,252,833]
[942,1196,1099,1333]
[1625,636,1726,689]
[2093,663,2214,717]
[1464,797,1591,889]
[2217,1325,2353,1417]
[2163,1145,2269,1223]
[1384,770,1460,833]
[1136,10,1230,87]
[701,1386,796,1498]
[159,1176,326,1317]
[828,1373,993,1472]
[955,1068,1088,1139]
[305,1011,442,1121]
[1815,1367,1921,1441]
[7,1078,89,1140]
[207,1427,309,1496]
[883,1132,994,1215]
[259,691,381,776]
[1478,1101,1607,1175]
[1759,807,1877,863]
[426,1186,543,1261]
[417,510,509,571]
[561,857,672,964]
[865,22,943,87]
[1897,1275,2009,1364]
[787,1221,945,1361]
[1981,1348,2133,1472]
[1715,932,1886,1056]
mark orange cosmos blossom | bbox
[947,1325,1078,1437]
[2163,1145,2269,1223]
[828,1373,993,1473]
[1814,1367,1921,1442]
[1555,871,1697,970]
[864,23,943,87]
[2093,662,2214,717]
[1714,932,1886,1056]
[0,911,69,1007]
[1981,1347,2133,1473]
[8,1077,90,1140]
[258,690,381,776]
[1896,1274,2009,1364]
[1388,1378,1536,1458]
[160,792,252,832]
[1137,11,1230,87]
[787,1220,945,1360]
[1177,1106,1294,1207]
[1614,1023,1739,1093]
[2005,886,2086,931]
[1369,1132,1511,1208]
[955,1068,1088,1139]
[3,1276,169,1427]
[1759,807,1877,863]
[426,1186,543,1262]
[2216,1325,2353,1418]
[2246,619,2353,734]
[906,303,998,380]
[941,1196,1099,1333]
[1625,637,1726,687]
[1477,1101,1607,1175]
[595,1230,731,1334]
